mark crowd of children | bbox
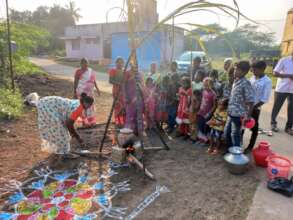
[109,57,273,155]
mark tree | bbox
[31,6,50,27]
[0,22,50,86]
[190,23,277,56]
[9,4,76,51]
[66,1,82,24]
[10,9,32,23]
[46,4,75,49]
[185,23,228,51]
[0,22,50,58]
[191,23,227,39]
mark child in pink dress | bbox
[144,77,157,130]
[197,77,217,143]
[176,77,192,139]
[156,76,169,129]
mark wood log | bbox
[127,154,155,180]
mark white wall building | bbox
[60,0,185,68]
[61,22,128,61]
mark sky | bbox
[0,0,292,43]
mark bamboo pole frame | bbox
[5,0,15,92]
[99,0,252,179]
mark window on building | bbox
[93,37,100,44]
[72,39,80,50]
[85,37,100,45]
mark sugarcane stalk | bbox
[126,0,146,176]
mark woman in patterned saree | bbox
[26,92,94,158]
[74,58,100,126]
[124,64,145,135]
[108,57,126,128]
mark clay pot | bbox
[117,128,135,147]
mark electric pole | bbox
[5,0,15,92]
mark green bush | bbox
[54,49,66,57]
[0,88,23,119]
[0,22,51,59]
[14,58,46,76]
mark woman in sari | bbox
[25,92,94,158]
[124,64,145,135]
[74,58,100,126]
[108,57,126,127]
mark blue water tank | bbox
[111,32,161,71]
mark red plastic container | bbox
[267,155,292,180]
[252,141,273,167]
[245,118,255,129]
[240,117,256,129]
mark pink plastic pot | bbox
[266,155,292,180]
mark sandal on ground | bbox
[271,125,279,132]
[285,128,293,136]
[211,148,220,155]
[267,130,273,136]
[207,147,214,154]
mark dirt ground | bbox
[0,74,260,219]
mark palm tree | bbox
[66,1,82,24]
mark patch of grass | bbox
[0,88,23,119]
[55,58,108,73]
[0,58,46,120]
[53,49,66,57]
[14,58,47,76]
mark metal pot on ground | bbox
[224,147,250,175]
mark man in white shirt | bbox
[271,51,293,135]
[244,61,272,154]
[146,63,159,83]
